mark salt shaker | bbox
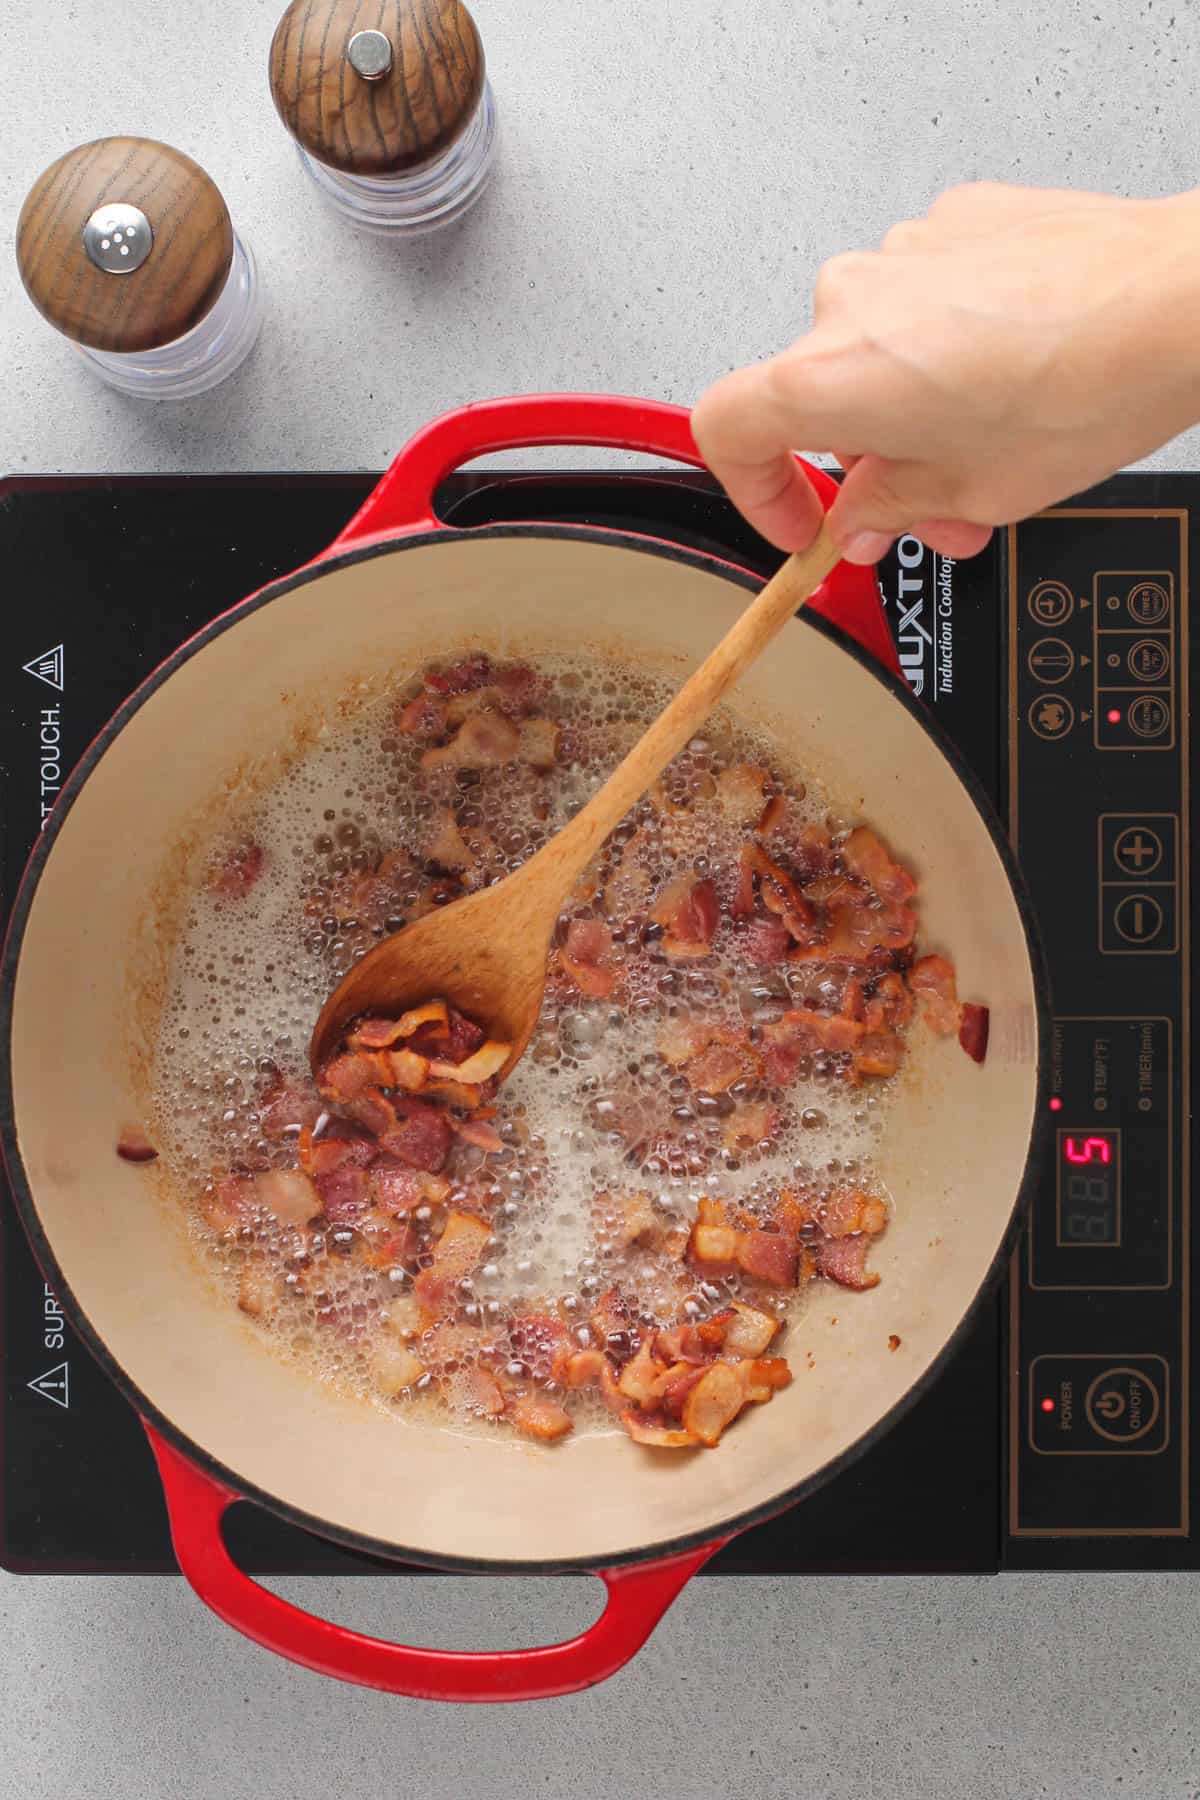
[269,0,497,235]
[16,137,262,400]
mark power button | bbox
[1085,1366,1162,1443]
[1029,1354,1169,1454]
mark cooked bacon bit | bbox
[260,1082,322,1138]
[352,1002,450,1050]
[696,1196,727,1226]
[357,1209,418,1272]
[208,841,265,901]
[590,1287,636,1353]
[735,1229,799,1288]
[305,1128,376,1179]
[852,1033,905,1080]
[430,1210,492,1277]
[425,808,476,872]
[370,1336,426,1394]
[617,1340,663,1407]
[254,1168,322,1226]
[608,1190,661,1252]
[796,894,917,965]
[959,1002,990,1064]
[599,1359,629,1415]
[559,916,617,999]
[561,1349,608,1388]
[237,1259,279,1320]
[790,821,833,878]
[740,842,818,944]
[774,1189,815,1235]
[317,1052,377,1106]
[755,792,787,836]
[763,1007,865,1059]
[840,826,917,904]
[909,954,959,1034]
[423,1040,508,1086]
[345,1088,400,1138]
[650,876,720,958]
[621,1412,696,1448]
[652,1361,710,1417]
[395,693,447,737]
[379,1098,453,1172]
[314,1164,371,1224]
[681,1361,748,1447]
[116,1126,158,1163]
[747,1356,792,1392]
[449,1116,504,1153]
[863,971,914,1033]
[422,1077,488,1111]
[821,1189,888,1238]
[511,1395,574,1441]
[423,652,493,696]
[420,711,521,772]
[730,845,758,921]
[687,1035,764,1096]
[656,1017,708,1069]
[383,1048,429,1091]
[369,1163,428,1214]
[888,1334,902,1352]
[724,1303,780,1357]
[715,763,769,826]
[208,1174,259,1234]
[815,1233,881,1290]
[518,717,561,771]
[444,1365,507,1418]
[735,915,792,968]
[721,1102,780,1155]
[688,1223,740,1272]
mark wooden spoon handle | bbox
[525,524,841,902]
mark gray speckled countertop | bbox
[2,2,1199,1794]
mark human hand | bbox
[692,182,1200,562]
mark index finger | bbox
[691,361,827,552]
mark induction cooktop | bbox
[0,465,1192,1575]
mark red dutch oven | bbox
[0,395,1047,1700]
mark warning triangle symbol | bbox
[27,1361,69,1408]
[22,643,64,691]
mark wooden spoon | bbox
[310,524,841,1076]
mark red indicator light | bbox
[1107,707,1121,723]
[1041,1398,1056,1413]
[1049,1096,1062,1112]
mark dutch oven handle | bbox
[318,394,898,674]
[146,1426,729,1701]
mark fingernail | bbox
[839,531,893,565]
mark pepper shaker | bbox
[269,0,497,235]
[16,137,262,400]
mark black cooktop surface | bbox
[0,466,1192,1575]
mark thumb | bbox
[828,455,963,563]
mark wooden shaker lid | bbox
[269,0,485,177]
[16,138,234,354]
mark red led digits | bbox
[1064,1136,1112,1165]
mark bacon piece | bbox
[420,711,521,772]
[654,1324,709,1365]
[444,1365,507,1418]
[305,1128,376,1179]
[735,1229,799,1288]
[317,1052,378,1106]
[739,842,817,944]
[687,1223,740,1274]
[315,1164,371,1225]
[815,1234,881,1290]
[959,1002,990,1063]
[621,1412,696,1448]
[822,1189,888,1238]
[590,1287,636,1356]
[206,1174,260,1235]
[840,826,917,904]
[559,917,616,999]
[116,1126,158,1163]
[427,1040,510,1084]
[735,915,792,968]
[685,1034,763,1095]
[863,971,914,1033]
[722,1103,781,1155]
[681,1361,748,1447]
[383,1048,429,1092]
[425,808,476,873]
[774,1189,816,1235]
[723,1303,781,1357]
[746,1356,793,1396]
[508,1312,571,1381]
[518,717,561,771]
[449,1117,504,1153]
[260,1082,322,1139]
[420,1077,486,1111]
[511,1396,573,1441]
[852,1033,905,1080]
[789,822,834,879]
[909,954,959,1034]
[715,763,769,826]
[763,1007,865,1060]
[254,1168,322,1226]
[379,1098,453,1172]
[791,893,917,966]
[352,1002,451,1051]
[369,1163,428,1214]
[423,652,493,696]
[395,693,447,737]
[357,1209,419,1272]
[345,1088,400,1138]
[559,1349,608,1388]
[755,792,787,836]
[413,1211,491,1319]
[650,876,720,959]
[370,1336,426,1394]
[607,1190,661,1253]
[651,1361,710,1418]
[237,1258,280,1320]
[208,841,265,901]
[730,845,759,921]
[617,1340,663,1408]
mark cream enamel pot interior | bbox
[0,396,1048,1701]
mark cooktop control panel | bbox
[1009,508,1190,1539]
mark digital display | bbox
[1056,1129,1121,1246]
